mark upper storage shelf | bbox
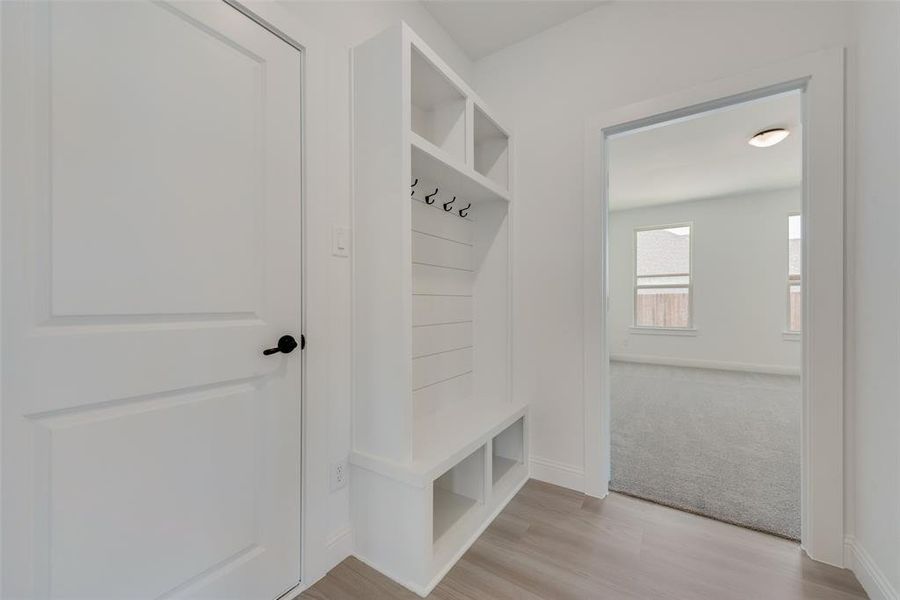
[474,106,510,190]
[411,47,467,164]
[411,132,510,203]
[405,26,512,201]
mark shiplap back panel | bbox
[413,373,473,420]
[412,295,472,326]
[412,232,472,270]
[411,199,474,243]
[412,264,471,296]
[413,322,472,357]
[412,348,472,390]
[411,196,474,419]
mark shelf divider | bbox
[411,132,511,204]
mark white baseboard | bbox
[529,456,585,491]
[353,552,429,597]
[297,526,353,595]
[845,536,898,600]
[324,525,353,573]
[610,353,801,376]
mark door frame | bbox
[222,2,310,594]
[582,47,845,566]
[225,1,347,591]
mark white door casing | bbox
[583,48,845,566]
[2,2,303,598]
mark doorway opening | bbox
[605,91,803,539]
[583,48,844,564]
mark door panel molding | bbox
[2,2,304,597]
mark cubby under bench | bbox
[350,405,528,596]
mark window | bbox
[788,214,801,332]
[634,225,691,328]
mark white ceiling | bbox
[608,91,802,212]
[421,1,604,60]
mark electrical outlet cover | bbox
[330,459,349,491]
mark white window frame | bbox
[786,212,801,335]
[632,223,693,330]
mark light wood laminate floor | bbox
[299,480,867,600]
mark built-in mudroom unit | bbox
[350,22,527,596]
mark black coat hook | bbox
[410,178,418,197]
[443,196,456,211]
[458,203,471,218]
[425,188,438,205]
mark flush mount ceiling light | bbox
[748,128,790,148]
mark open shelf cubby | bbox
[433,445,484,544]
[351,22,526,597]
[492,417,525,487]
[474,105,510,190]
[411,47,466,164]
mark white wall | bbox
[249,1,473,590]
[473,0,853,493]
[609,188,801,371]
[277,1,473,83]
[473,2,896,595]
[847,3,900,598]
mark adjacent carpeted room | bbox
[605,91,803,542]
[610,361,800,539]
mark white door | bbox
[1,2,302,598]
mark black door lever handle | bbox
[263,334,299,356]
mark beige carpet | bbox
[610,360,801,539]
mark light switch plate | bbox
[332,226,350,257]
